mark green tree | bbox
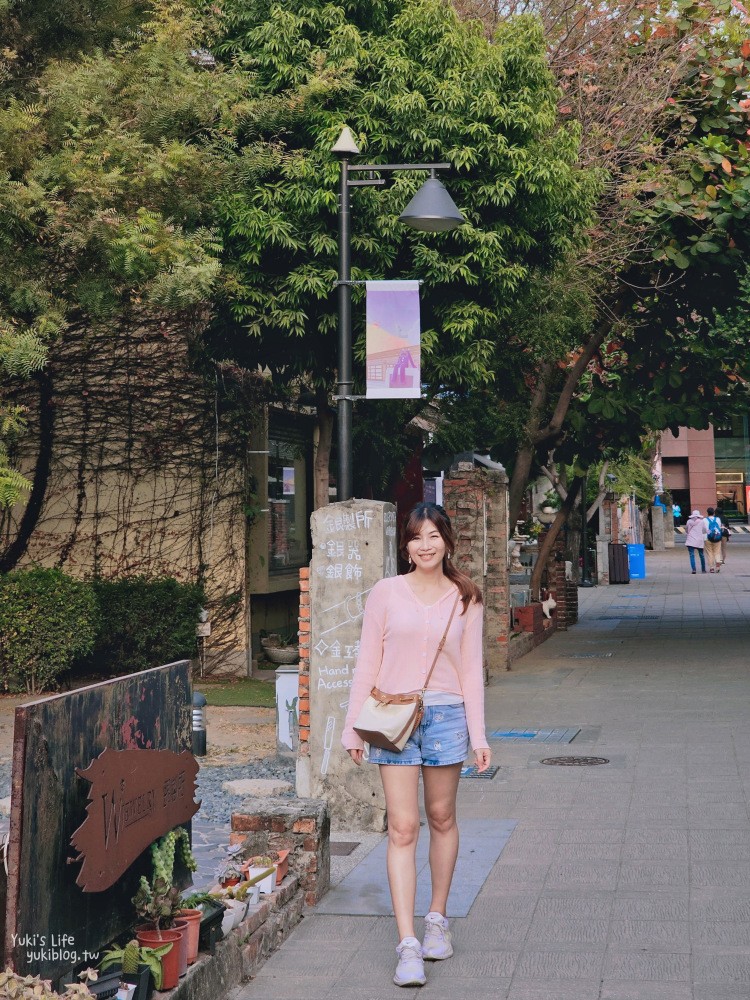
[207,0,597,504]
[0,1,260,507]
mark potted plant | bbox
[217,858,244,889]
[182,892,226,955]
[260,630,299,664]
[132,828,198,987]
[243,849,290,886]
[239,858,276,895]
[100,940,163,1000]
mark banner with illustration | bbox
[365,280,421,398]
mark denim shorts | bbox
[367,703,469,767]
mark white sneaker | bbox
[421,911,453,960]
[394,937,426,987]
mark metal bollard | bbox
[192,691,207,756]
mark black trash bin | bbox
[608,542,630,584]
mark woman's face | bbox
[406,519,447,571]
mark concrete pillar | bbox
[298,500,394,831]
[651,506,665,550]
[442,463,509,675]
[664,506,675,547]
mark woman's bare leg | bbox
[422,763,462,915]
[380,764,421,940]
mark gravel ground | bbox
[195,753,296,825]
[0,761,9,799]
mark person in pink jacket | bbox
[684,509,706,573]
[342,502,491,988]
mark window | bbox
[267,430,309,573]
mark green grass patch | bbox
[196,677,275,708]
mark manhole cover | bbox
[541,756,610,766]
[330,841,360,856]
[460,765,499,779]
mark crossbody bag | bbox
[353,592,461,752]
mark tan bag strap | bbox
[420,592,461,697]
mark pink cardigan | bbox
[341,575,488,752]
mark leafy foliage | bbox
[0,567,97,692]
[209,0,596,406]
[80,576,205,678]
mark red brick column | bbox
[442,462,510,675]
[298,567,311,755]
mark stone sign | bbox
[71,748,199,892]
[305,500,395,830]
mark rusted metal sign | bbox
[71,748,199,892]
[4,661,193,981]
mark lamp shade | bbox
[398,176,464,232]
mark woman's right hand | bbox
[347,748,364,766]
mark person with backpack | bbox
[703,506,723,573]
[684,509,707,574]
[718,509,731,564]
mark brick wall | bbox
[230,796,330,907]
[297,566,311,755]
[442,462,510,676]
[544,531,578,630]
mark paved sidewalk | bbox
[232,545,750,1000]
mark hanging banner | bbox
[365,280,421,398]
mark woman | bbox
[342,502,491,988]
[703,506,723,573]
[684,509,706,574]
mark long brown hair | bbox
[400,502,483,614]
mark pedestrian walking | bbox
[718,508,731,564]
[704,506,724,572]
[342,502,491,988]
[684,509,707,574]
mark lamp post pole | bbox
[337,151,354,502]
[332,126,464,502]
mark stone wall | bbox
[296,500,393,831]
[229,796,330,907]
[442,463,510,676]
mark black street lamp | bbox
[332,126,464,501]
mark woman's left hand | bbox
[474,747,492,773]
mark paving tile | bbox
[691,921,750,947]
[602,950,690,980]
[693,986,750,1000]
[506,982,601,1000]
[514,949,603,979]
[692,862,750,888]
[412,978,511,999]
[608,919,690,950]
[552,842,621,861]
[535,895,613,920]
[545,861,619,890]
[693,952,750,981]
[613,895,689,921]
[526,916,609,946]
[617,862,689,887]
[599,983,693,1000]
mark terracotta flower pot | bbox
[135,929,181,992]
[176,908,201,964]
[172,918,189,977]
[273,849,290,885]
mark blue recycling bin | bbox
[627,543,646,579]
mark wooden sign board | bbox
[4,661,194,982]
[72,748,199,892]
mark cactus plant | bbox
[100,939,167,992]
[132,827,198,929]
